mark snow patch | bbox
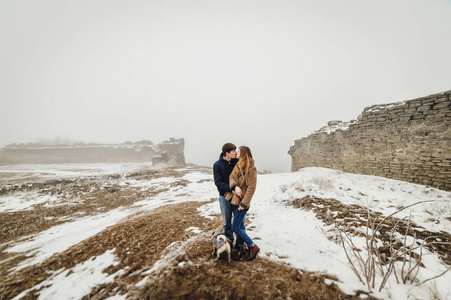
[6,209,130,271]
[0,193,61,213]
[13,249,122,300]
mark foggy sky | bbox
[1,0,451,173]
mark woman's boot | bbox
[246,244,260,261]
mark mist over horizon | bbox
[2,0,451,173]
[0,135,294,173]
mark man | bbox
[213,143,238,244]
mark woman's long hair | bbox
[238,146,253,185]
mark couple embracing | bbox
[213,143,260,261]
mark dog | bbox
[212,232,231,262]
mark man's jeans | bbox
[219,195,234,242]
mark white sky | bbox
[1,0,451,173]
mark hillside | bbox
[1,163,450,299]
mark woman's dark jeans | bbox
[232,204,253,247]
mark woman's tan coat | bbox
[227,161,257,209]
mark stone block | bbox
[404,108,418,114]
[417,105,432,112]
[421,98,435,104]
[422,109,438,115]
[425,115,439,120]
[432,101,450,110]
[435,97,449,103]
[408,101,422,108]
[436,162,451,167]
[411,114,425,120]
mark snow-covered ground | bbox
[2,164,450,299]
[251,169,451,299]
[0,162,156,184]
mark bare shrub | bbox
[279,184,288,193]
[311,176,334,191]
[337,200,450,293]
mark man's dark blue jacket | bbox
[213,153,238,196]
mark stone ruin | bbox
[0,138,185,166]
[289,90,451,191]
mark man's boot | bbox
[232,246,247,260]
[246,244,260,261]
[238,245,248,258]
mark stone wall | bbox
[288,91,451,191]
[151,138,185,165]
[0,138,185,166]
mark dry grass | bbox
[291,195,451,293]
[0,167,388,299]
[0,201,217,299]
[0,196,375,300]
[0,183,160,244]
[133,238,368,300]
[290,196,451,266]
[0,168,191,244]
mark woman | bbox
[229,146,259,261]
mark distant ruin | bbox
[0,138,185,166]
[289,91,451,191]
